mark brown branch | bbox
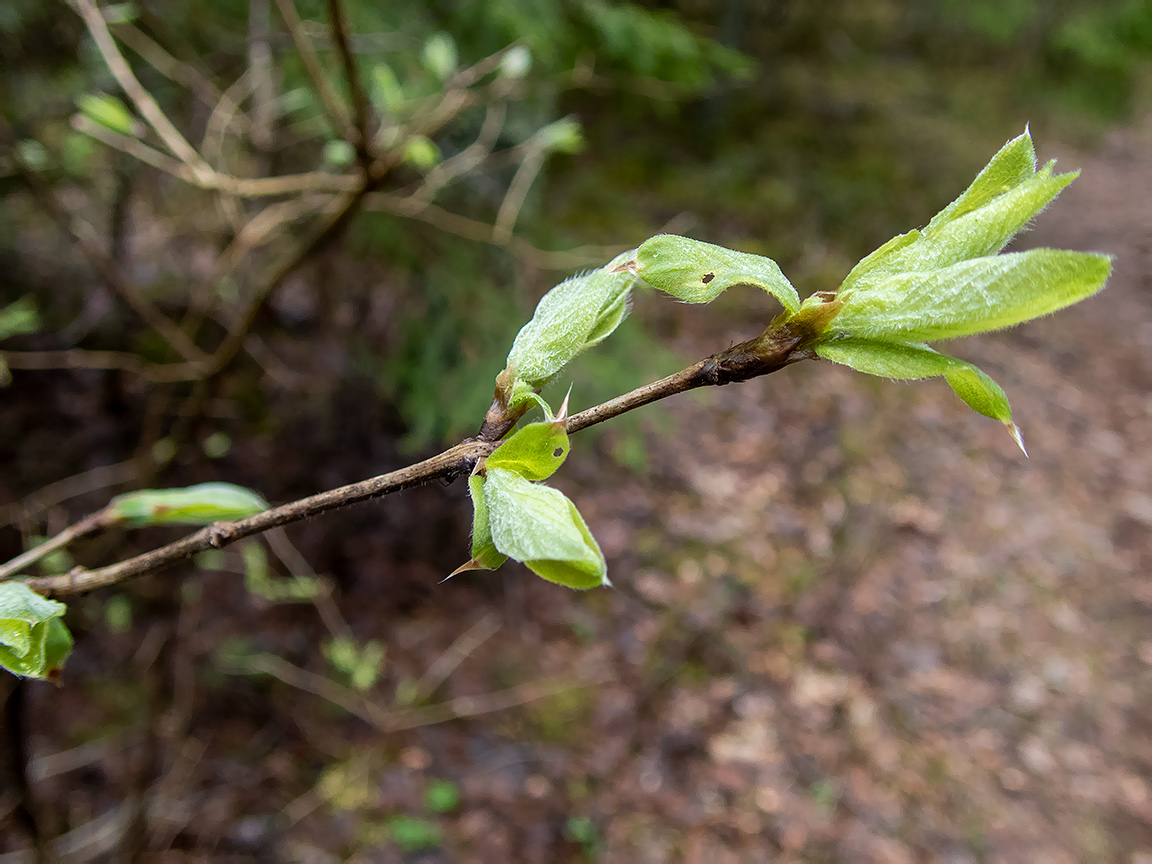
[108,20,223,107]
[237,652,612,734]
[23,439,497,595]
[70,0,214,182]
[0,510,112,580]
[365,193,628,270]
[18,308,835,596]
[326,0,372,168]
[273,0,355,142]
[2,349,202,383]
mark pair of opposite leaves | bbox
[460,404,608,590]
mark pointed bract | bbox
[927,129,1037,230]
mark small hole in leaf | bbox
[701,272,715,284]
[553,447,563,457]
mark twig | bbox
[24,439,497,595]
[365,192,626,269]
[273,0,355,142]
[0,510,112,581]
[265,527,353,641]
[4,124,208,366]
[493,146,544,245]
[2,349,202,383]
[411,100,507,202]
[236,651,612,734]
[70,0,215,183]
[247,0,276,152]
[22,310,828,596]
[108,21,223,107]
[201,68,254,169]
[4,461,137,528]
[200,183,369,383]
[325,0,372,168]
[75,114,358,196]
[411,611,501,703]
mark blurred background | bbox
[2,1,1151,861]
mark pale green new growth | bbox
[485,418,570,481]
[483,468,606,590]
[76,92,139,137]
[0,296,40,341]
[635,234,800,312]
[815,338,1024,452]
[841,129,1077,296]
[817,128,1110,454]
[926,129,1037,230]
[465,474,507,572]
[110,482,268,527]
[503,249,636,390]
[832,249,1111,342]
[0,581,71,679]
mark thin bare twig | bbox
[2,349,202,383]
[493,146,544,244]
[24,439,496,595]
[5,127,209,366]
[326,0,373,167]
[365,192,626,270]
[247,0,276,152]
[273,0,355,142]
[412,612,502,703]
[70,0,214,182]
[4,461,137,528]
[236,651,612,734]
[108,21,223,107]
[0,510,111,581]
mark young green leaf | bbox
[109,482,268,527]
[422,32,458,81]
[459,474,507,573]
[0,296,40,341]
[76,93,139,137]
[483,468,606,589]
[0,582,69,679]
[815,337,1025,452]
[927,129,1037,230]
[831,249,1112,342]
[504,251,636,388]
[635,234,800,312]
[42,616,74,680]
[485,418,570,481]
[370,62,406,114]
[841,164,1077,295]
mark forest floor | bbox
[3,117,1151,863]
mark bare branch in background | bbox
[247,0,276,152]
[273,0,356,142]
[70,0,215,182]
[326,0,374,168]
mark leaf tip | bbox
[1007,422,1028,457]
